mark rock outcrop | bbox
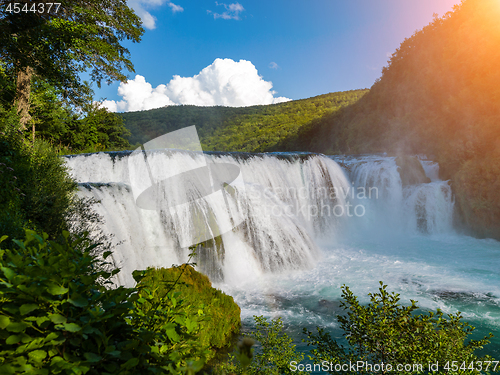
[395,156,431,186]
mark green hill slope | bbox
[119,90,367,152]
[283,0,500,238]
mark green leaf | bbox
[107,351,121,357]
[6,321,28,332]
[28,350,47,362]
[121,357,139,370]
[48,335,65,345]
[1,267,15,280]
[36,316,50,327]
[49,314,67,324]
[132,270,147,283]
[20,304,39,315]
[84,352,102,363]
[48,285,69,295]
[185,318,197,332]
[165,325,180,343]
[0,315,11,329]
[103,363,118,372]
[68,293,88,307]
[50,356,64,365]
[6,335,22,345]
[82,325,99,335]
[45,332,59,341]
[0,364,15,375]
[62,322,81,332]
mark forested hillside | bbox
[120,90,367,151]
[282,0,500,239]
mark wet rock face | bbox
[452,157,500,240]
[395,156,431,185]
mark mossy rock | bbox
[395,155,431,186]
[138,265,241,361]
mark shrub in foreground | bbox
[0,124,76,242]
[214,315,306,375]
[137,265,241,362]
[0,230,206,374]
[305,282,496,374]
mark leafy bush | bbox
[0,124,76,241]
[137,264,241,362]
[304,282,496,374]
[0,230,207,374]
[215,316,306,375]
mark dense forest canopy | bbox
[120,90,368,152]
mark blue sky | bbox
[99,0,460,112]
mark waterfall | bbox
[337,155,454,236]
[65,152,454,286]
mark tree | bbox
[62,103,131,151]
[0,0,144,133]
[28,77,79,145]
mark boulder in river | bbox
[395,155,431,185]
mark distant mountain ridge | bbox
[119,90,368,152]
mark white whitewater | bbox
[66,152,351,286]
[65,152,500,355]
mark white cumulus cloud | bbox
[168,1,183,12]
[102,58,291,112]
[129,0,183,30]
[207,2,245,20]
[102,75,175,112]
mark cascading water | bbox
[65,151,500,358]
[66,151,351,286]
[341,155,454,236]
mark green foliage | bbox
[0,124,76,241]
[0,0,144,108]
[0,73,131,153]
[215,316,306,375]
[27,78,79,146]
[0,108,129,257]
[119,91,368,152]
[27,81,131,152]
[247,316,306,375]
[0,230,207,374]
[60,104,131,153]
[26,81,132,152]
[137,264,241,362]
[304,282,496,374]
[0,61,15,108]
[130,268,208,373]
[120,104,238,147]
